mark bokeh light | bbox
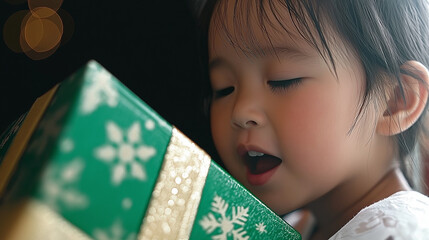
[3,0,72,60]
[24,14,44,51]
[28,0,63,16]
[20,29,60,60]
[24,8,63,52]
[3,10,29,53]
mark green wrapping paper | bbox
[0,60,301,240]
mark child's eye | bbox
[268,78,302,92]
[213,86,234,99]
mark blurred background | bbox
[0,0,218,159]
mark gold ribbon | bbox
[0,199,91,240]
[0,84,59,198]
[138,128,211,240]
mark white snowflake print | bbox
[28,105,68,156]
[60,138,74,153]
[94,121,156,185]
[80,66,118,114]
[255,223,267,234]
[199,195,250,240]
[122,197,133,210]
[40,158,89,210]
[145,119,155,130]
[93,220,137,240]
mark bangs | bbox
[209,0,336,70]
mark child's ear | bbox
[377,61,429,136]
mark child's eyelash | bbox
[213,86,234,99]
[212,78,301,98]
[268,78,302,92]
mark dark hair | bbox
[197,0,429,191]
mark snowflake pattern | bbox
[28,105,68,156]
[94,121,156,185]
[200,194,250,240]
[255,223,267,234]
[80,63,118,114]
[40,158,89,210]
[93,220,137,240]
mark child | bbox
[198,0,429,239]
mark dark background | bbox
[0,0,219,160]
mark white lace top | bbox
[329,191,429,240]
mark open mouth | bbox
[244,151,282,175]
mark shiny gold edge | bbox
[0,199,91,240]
[0,84,59,198]
[139,128,211,240]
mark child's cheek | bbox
[274,81,359,181]
[210,102,242,173]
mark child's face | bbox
[209,1,386,214]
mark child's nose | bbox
[231,91,266,129]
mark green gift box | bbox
[0,60,301,240]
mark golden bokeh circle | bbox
[24,15,44,51]
[19,8,64,60]
[4,0,72,60]
[28,0,63,17]
[20,31,61,60]
[24,8,64,53]
[3,10,29,53]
